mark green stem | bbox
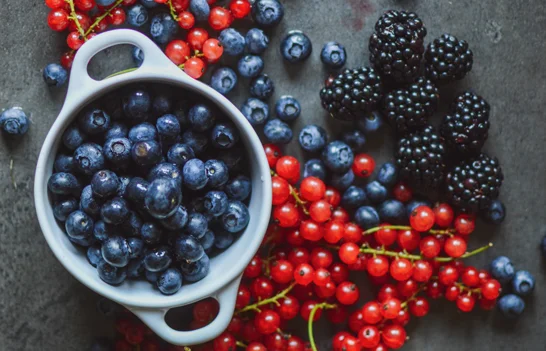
[360,243,493,262]
[400,284,426,309]
[363,225,454,236]
[236,282,297,315]
[66,0,87,40]
[236,341,248,348]
[290,185,309,215]
[455,282,482,295]
[84,0,125,36]
[308,303,336,351]
[167,0,180,21]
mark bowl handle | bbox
[67,29,190,100]
[128,275,242,346]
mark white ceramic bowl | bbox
[34,29,272,346]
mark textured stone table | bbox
[0,0,545,350]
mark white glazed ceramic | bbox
[34,29,272,346]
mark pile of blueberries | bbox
[47,83,252,295]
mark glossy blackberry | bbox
[441,91,490,154]
[425,34,473,83]
[369,10,427,82]
[445,153,503,213]
[382,77,439,134]
[394,125,446,189]
[319,67,382,121]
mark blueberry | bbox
[167,143,195,167]
[378,199,406,224]
[101,94,123,120]
[131,140,162,166]
[101,236,130,267]
[122,88,151,121]
[542,235,546,258]
[132,46,144,67]
[376,162,398,188]
[224,175,251,201]
[238,55,264,78]
[199,230,215,252]
[69,235,96,247]
[43,63,68,87]
[156,114,180,138]
[150,12,178,44]
[241,98,269,125]
[105,122,129,140]
[188,196,206,213]
[250,74,275,100]
[303,159,327,181]
[91,170,120,199]
[48,172,81,196]
[218,28,245,56]
[342,186,367,209]
[129,123,157,142]
[330,169,354,191]
[79,108,110,135]
[181,130,208,155]
[117,176,131,197]
[80,185,103,217]
[125,177,149,208]
[275,96,301,121]
[205,159,229,188]
[140,0,158,8]
[481,200,506,225]
[87,245,102,267]
[141,222,163,245]
[152,93,172,116]
[357,111,384,134]
[148,162,182,185]
[299,124,327,152]
[490,256,515,283]
[365,181,388,204]
[264,119,293,144]
[174,234,205,262]
[354,206,380,230]
[211,122,239,149]
[98,259,127,285]
[0,107,29,135]
[406,198,432,218]
[119,211,141,237]
[101,197,130,225]
[63,125,86,150]
[322,141,354,173]
[96,0,116,5]
[214,231,235,250]
[341,130,366,152]
[218,147,245,171]
[221,200,250,233]
[144,246,172,272]
[66,210,94,240]
[251,0,284,27]
[204,191,229,217]
[145,270,159,283]
[190,0,210,21]
[210,67,238,95]
[498,294,525,319]
[74,143,105,175]
[157,268,183,295]
[127,256,146,279]
[145,178,181,219]
[246,28,269,54]
[189,104,215,132]
[320,42,347,68]
[93,220,117,242]
[53,197,79,222]
[127,4,149,27]
[103,137,132,167]
[127,237,144,259]
[280,30,312,63]
[183,159,208,190]
[180,253,210,282]
[159,205,189,231]
[54,154,75,173]
[512,270,535,296]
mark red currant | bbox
[456,294,476,312]
[390,258,413,281]
[300,220,323,241]
[246,342,267,351]
[286,336,305,351]
[478,269,491,285]
[273,202,300,228]
[270,260,294,284]
[481,279,501,300]
[339,243,359,264]
[60,51,75,69]
[333,332,350,351]
[74,0,95,10]
[288,247,309,266]
[244,255,262,278]
[330,263,349,284]
[300,177,326,201]
[454,214,475,236]
[327,305,349,324]
[410,205,435,232]
[438,265,459,285]
[419,236,441,258]
[277,295,299,320]
[375,224,398,246]
[294,263,314,286]
[324,186,341,206]
[115,339,132,351]
[479,297,497,310]
[461,266,480,287]
[392,182,412,202]
[444,236,467,258]
[315,280,336,299]
[381,298,402,319]
[300,300,322,321]
[236,285,251,309]
[341,336,361,351]
[271,176,290,205]
[444,284,460,301]
[362,301,383,324]
[202,38,223,63]
[275,156,300,184]
[409,297,429,317]
[343,222,362,243]
[352,153,375,177]
[209,6,233,30]
[381,324,406,349]
[171,0,190,11]
[46,0,67,9]
[433,203,454,228]
[323,221,344,244]
[67,31,84,50]
[397,278,419,298]
[123,0,138,5]
[412,260,433,282]
[193,298,219,322]
[332,207,350,223]
[310,247,333,269]
[254,310,280,335]
[125,322,145,345]
[229,0,251,18]
[367,255,389,277]
[264,144,282,168]
[178,11,195,29]
[109,8,126,25]
[425,280,444,299]
[308,200,332,223]
[241,322,261,343]
[93,15,109,32]
[213,332,236,351]
[187,27,209,51]
[394,309,410,327]
[68,12,91,32]
[336,281,360,305]
[377,284,399,302]
[397,229,420,251]
[48,9,70,31]
[348,309,366,332]
[358,325,380,348]
[286,228,304,246]
[183,57,206,79]
[250,277,274,300]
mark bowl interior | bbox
[36,76,270,308]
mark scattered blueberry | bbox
[264,119,293,144]
[190,0,210,21]
[238,55,264,78]
[280,30,312,63]
[357,111,384,134]
[65,210,94,240]
[224,175,251,201]
[376,162,398,188]
[189,104,215,132]
[150,13,178,44]
[330,169,354,191]
[181,130,208,155]
[145,178,181,219]
[74,143,106,175]
[241,98,269,125]
[43,63,68,87]
[320,41,347,68]
[63,125,86,150]
[157,268,183,295]
[246,28,269,54]
[48,172,81,196]
[211,122,239,149]
[365,181,388,204]
[80,185,103,217]
[122,88,151,121]
[132,46,144,67]
[342,186,367,209]
[221,200,250,233]
[354,206,380,230]
[127,4,149,27]
[299,124,328,152]
[101,236,130,267]
[167,143,195,167]
[91,170,120,199]
[0,107,29,136]
[490,256,515,283]
[211,67,238,95]
[87,245,102,268]
[53,197,79,222]
[183,159,208,190]
[498,294,525,319]
[205,159,229,188]
[180,253,210,282]
[511,270,535,296]
[144,246,172,272]
[378,199,406,224]
[303,159,327,181]
[250,74,275,100]
[481,200,506,225]
[341,130,366,152]
[218,29,246,56]
[251,0,284,27]
[321,141,354,173]
[275,96,301,121]
[129,123,157,142]
[98,259,127,285]
[131,140,162,166]
[101,197,131,225]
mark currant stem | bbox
[359,242,493,262]
[167,0,180,21]
[290,185,309,215]
[363,225,454,236]
[308,302,336,351]
[235,282,297,315]
[235,341,248,348]
[84,0,125,36]
[400,284,427,309]
[66,0,87,40]
[455,282,482,295]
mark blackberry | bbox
[394,125,446,189]
[369,10,427,83]
[441,91,490,154]
[382,77,439,134]
[319,67,383,121]
[425,34,473,83]
[445,153,503,213]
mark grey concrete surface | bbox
[1,0,545,350]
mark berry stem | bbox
[307,302,336,351]
[363,225,454,236]
[167,0,180,21]
[236,341,248,348]
[10,159,17,189]
[66,0,87,41]
[235,282,297,314]
[84,0,125,36]
[359,242,493,262]
[400,284,426,309]
[455,282,482,295]
[290,185,309,215]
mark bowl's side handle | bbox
[67,29,189,100]
[128,275,241,346]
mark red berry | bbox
[412,260,433,282]
[123,0,138,5]
[409,297,429,317]
[461,266,480,287]
[352,153,375,177]
[315,280,336,299]
[244,255,262,278]
[358,325,380,348]
[241,322,261,343]
[48,9,70,31]
[275,156,300,184]
[68,12,91,32]
[348,309,366,332]
[324,186,341,206]
[444,284,460,301]
[381,298,402,319]
[203,38,224,63]
[433,203,454,228]
[213,332,236,351]
[209,6,233,30]
[109,8,126,25]
[479,296,497,310]
[362,301,383,324]
[300,220,323,241]
[377,284,399,302]
[263,332,287,351]
[288,247,309,266]
[155,0,168,3]
[184,57,206,79]
[343,222,362,243]
[327,305,349,324]
[46,0,67,9]
[381,324,407,349]
[419,236,441,258]
[481,279,501,300]
[270,260,294,284]
[246,342,267,351]
[60,51,75,69]
[339,242,359,264]
[478,269,491,285]
[171,0,190,11]
[286,336,305,351]
[392,182,412,202]
[336,281,360,305]
[273,202,300,228]
[394,309,410,326]
[456,294,476,312]
[125,322,145,345]
[264,144,282,168]
[332,207,350,223]
[454,214,475,236]
[390,258,413,281]
[397,278,419,298]
[294,263,314,286]
[300,177,326,201]
[323,221,344,244]
[438,264,459,285]
[67,31,84,50]
[193,298,219,322]
[348,253,367,271]
[330,263,349,284]
[236,285,251,309]
[187,27,209,51]
[425,280,444,299]
[286,228,304,246]
[229,0,251,18]
[271,176,290,205]
[115,339,132,351]
[277,296,300,320]
[178,11,195,29]
[374,224,398,246]
[410,206,435,232]
[367,255,389,277]
[93,15,109,32]
[310,247,333,269]
[255,310,280,335]
[250,277,274,300]
[397,229,420,251]
[300,300,322,321]
[340,336,361,351]
[444,236,467,258]
[308,200,332,223]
